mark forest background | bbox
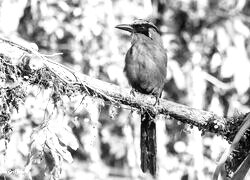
[1,0,250,180]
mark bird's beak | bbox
[115,24,133,33]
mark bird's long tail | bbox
[141,112,157,177]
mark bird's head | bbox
[115,19,160,38]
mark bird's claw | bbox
[130,89,136,96]
[153,95,160,106]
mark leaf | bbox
[30,124,75,166]
[30,127,47,152]
[46,130,73,163]
[48,117,79,151]
[43,146,56,172]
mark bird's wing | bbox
[130,41,166,93]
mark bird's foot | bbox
[153,95,160,106]
[130,88,136,96]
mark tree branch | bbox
[0,36,236,137]
[76,71,227,133]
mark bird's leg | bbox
[130,88,136,96]
[153,93,161,106]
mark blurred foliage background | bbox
[1,0,250,179]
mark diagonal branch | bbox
[0,36,235,137]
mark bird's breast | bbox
[124,39,167,95]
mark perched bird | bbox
[115,19,167,176]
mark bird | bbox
[115,19,167,177]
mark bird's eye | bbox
[133,24,147,32]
